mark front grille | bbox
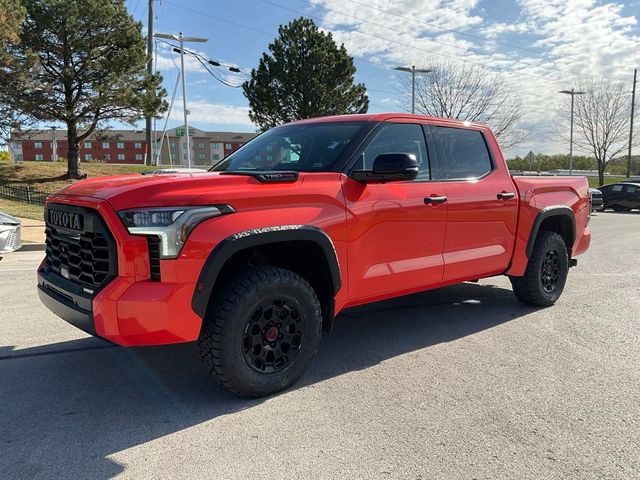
[45,206,117,290]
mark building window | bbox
[84,153,92,160]
[102,142,110,149]
[169,142,176,149]
[34,142,42,149]
[198,153,205,160]
[212,143,219,150]
[225,143,232,149]
[117,153,125,161]
[266,144,272,151]
[266,155,273,161]
[170,153,176,160]
[13,142,20,149]
[197,143,205,149]
[103,154,111,161]
[134,142,142,149]
[117,142,125,149]
[35,154,44,161]
[84,142,92,148]
[135,153,143,161]
[212,153,220,161]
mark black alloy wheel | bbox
[242,298,304,374]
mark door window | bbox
[623,184,638,193]
[431,127,493,180]
[361,123,430,180]
[611,184,623,192]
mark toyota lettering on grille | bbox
[48,209,84,231]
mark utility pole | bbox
[145,0,153,166]
[559,88,586,175]
[47,125,57,161]
[627,68,637,178]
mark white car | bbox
[0,211,21,255]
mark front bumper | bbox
[38,195,205,346]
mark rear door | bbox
[622,184,640,209]
[342,121,447,302]
[428,124,518,282]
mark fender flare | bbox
[525,205,576,258]
[191,225,342,318]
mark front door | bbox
[342,122,447,303]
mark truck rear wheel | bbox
[198,266,322,397]
[509,231,569,307]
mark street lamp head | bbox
[559,90,586,95]
[182,37,208,43]
[153,32,178,41]
[394,66,412,73]
[394,66,433,73]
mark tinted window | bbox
[432,127,492,180]
[623,184,638,193]
[612,184,623,192]
[212,122,364,172]
[360,123,430,180]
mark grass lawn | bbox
[588,176,629,188]
[0,197,44,221]
[0,160,149,193]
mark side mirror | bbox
[351,153,419,183]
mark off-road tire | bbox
[509,231,569,307]
[198,266,322,397]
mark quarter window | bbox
[360,123,429,180]
[431,127,492,180]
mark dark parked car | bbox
[589,188,604,211]
[598,182,640,211]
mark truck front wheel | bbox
[198,266,322,397]
[509,231,569,307]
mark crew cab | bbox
[38,114,591,397]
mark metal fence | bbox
[0,184,53,206]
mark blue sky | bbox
[128,0,640,156]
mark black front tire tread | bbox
[199,266,322,398]
[510,231,568,307]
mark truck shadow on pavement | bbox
[0,281,536,479]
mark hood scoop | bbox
[220,171,299,183]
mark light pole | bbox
[559,88,585,175]
[47,125,57,161]
[394,65,433,114]
[154,31,208,168]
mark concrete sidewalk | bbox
[17,216,45,244]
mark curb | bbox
[19,243,46,252]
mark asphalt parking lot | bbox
[1,212,639,479]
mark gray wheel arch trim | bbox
[525,205,576,258]
[191,225,342,318]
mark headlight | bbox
[118,205,234,258]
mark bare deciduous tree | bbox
[398,60,527,149]
[563,78,635,185]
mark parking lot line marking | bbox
[0,268,37,272]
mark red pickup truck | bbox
[38,114,591,396]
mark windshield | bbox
[211,122,365,173]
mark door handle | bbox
[497,192,516,200]
[424,195,448,205]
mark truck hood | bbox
[53,171,330,211]
[55,172,261,210]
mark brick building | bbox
[8,126,257,166]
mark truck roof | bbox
[287,113,489,130]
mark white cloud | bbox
[167,99,254,127]
[310,0,640,156]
